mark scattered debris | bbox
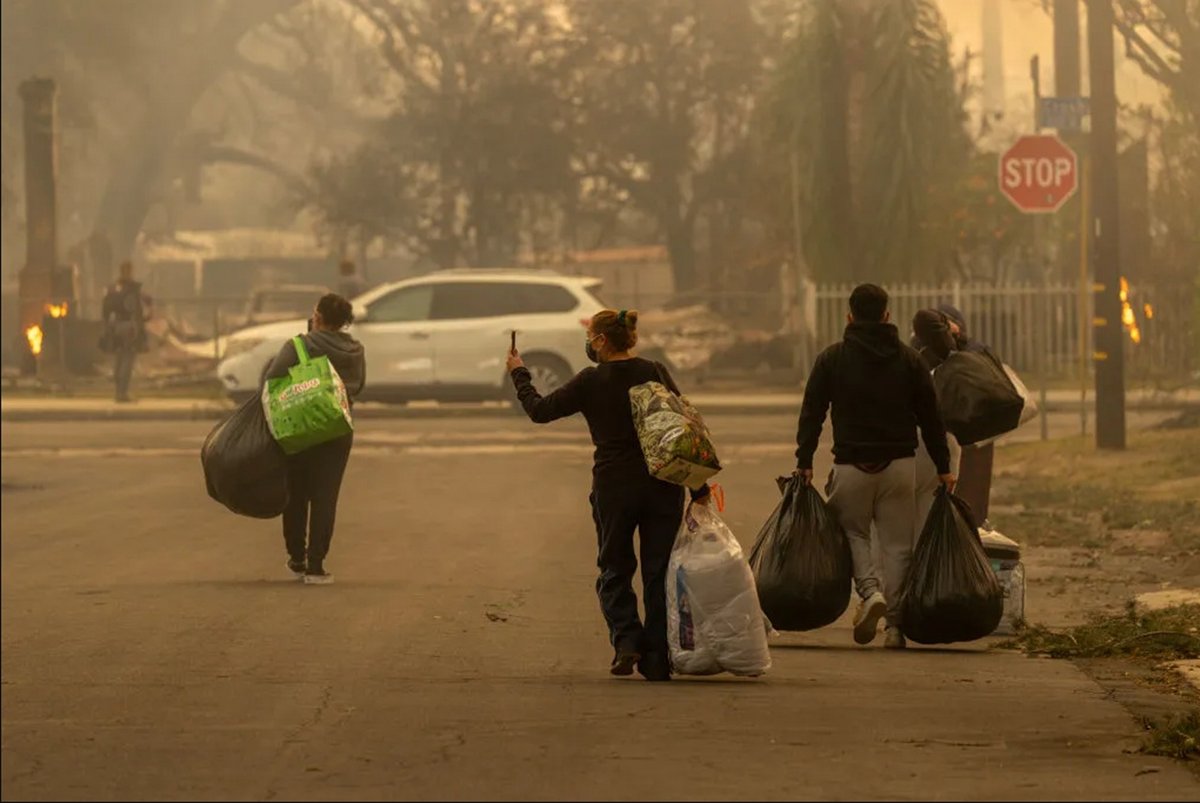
[997,602,1200,661]
[1139,711,1200,762]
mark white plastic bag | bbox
[666,503,772,677]
[1001,363,1040,427]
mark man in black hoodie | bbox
[795,284,953,649]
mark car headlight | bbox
[222,337,264,360]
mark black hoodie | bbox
[265,330,366,400]
[795,321,950,474]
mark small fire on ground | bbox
[23,301,69,357]
[25,325,43,356]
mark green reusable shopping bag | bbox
[262,336,353,455]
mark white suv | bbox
[217,269,606,403]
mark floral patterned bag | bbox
[629,363,721,490]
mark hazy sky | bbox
[938,0,1167,125]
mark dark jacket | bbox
[101,279,151,351]
[511,357,708,499]
[102,279,150,325]
[265,330,366,399]
[795,322,951,474]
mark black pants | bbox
[113,347,136,400]
[590,478,685,666]
[282,434,353,568]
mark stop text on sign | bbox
[997,134,1079,214]
[1002,157,1074,190]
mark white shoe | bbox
[884,626,907,650]
[303,571,334,585]
[853,592,887,645]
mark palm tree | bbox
[765,0,971,282]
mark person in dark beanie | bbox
[264,293,366,585]
[933,303,996,526]
[506,308,711,681]
[911,309,963,530]
[795,284,954,650]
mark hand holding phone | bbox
[506,330,524,373]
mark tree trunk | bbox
[665,215,698,297]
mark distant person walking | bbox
[101,260,152,403]
[264,294,366,585]
[794,284,954,650]
[337,259,368,300]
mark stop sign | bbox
[998,134,1079,213]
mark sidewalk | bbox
[2,387,1197,422]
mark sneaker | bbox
[304,570,334,585]
[884,627,907,650]
[286,559,306,579]
[610,649,641,676]
[853,592,887,645]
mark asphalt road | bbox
[2,413,1195,800]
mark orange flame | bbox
[1143,303,1154,320]
[46,302,68,318]
[25,325,44,356]
[1118,277,1140,345]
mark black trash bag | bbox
[933,350,1023,446]
[747,475,853,631]
[201,395,289,518]
[899,488,1004,644]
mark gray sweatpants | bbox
[915,431,961,536]
[826,459,917,626]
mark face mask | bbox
[585,337,600,363]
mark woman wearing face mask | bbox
[506,308,711,682]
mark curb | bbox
[2,399,1196,423]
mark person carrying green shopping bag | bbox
[263,294,365,584]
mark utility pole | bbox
[1053,0,1090,438]
[1054,0,1082,97]
[1086,0,1126,449]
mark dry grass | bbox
[992,425,1200,551]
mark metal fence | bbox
[814,282,1090,377]
[813,280,1192,380]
